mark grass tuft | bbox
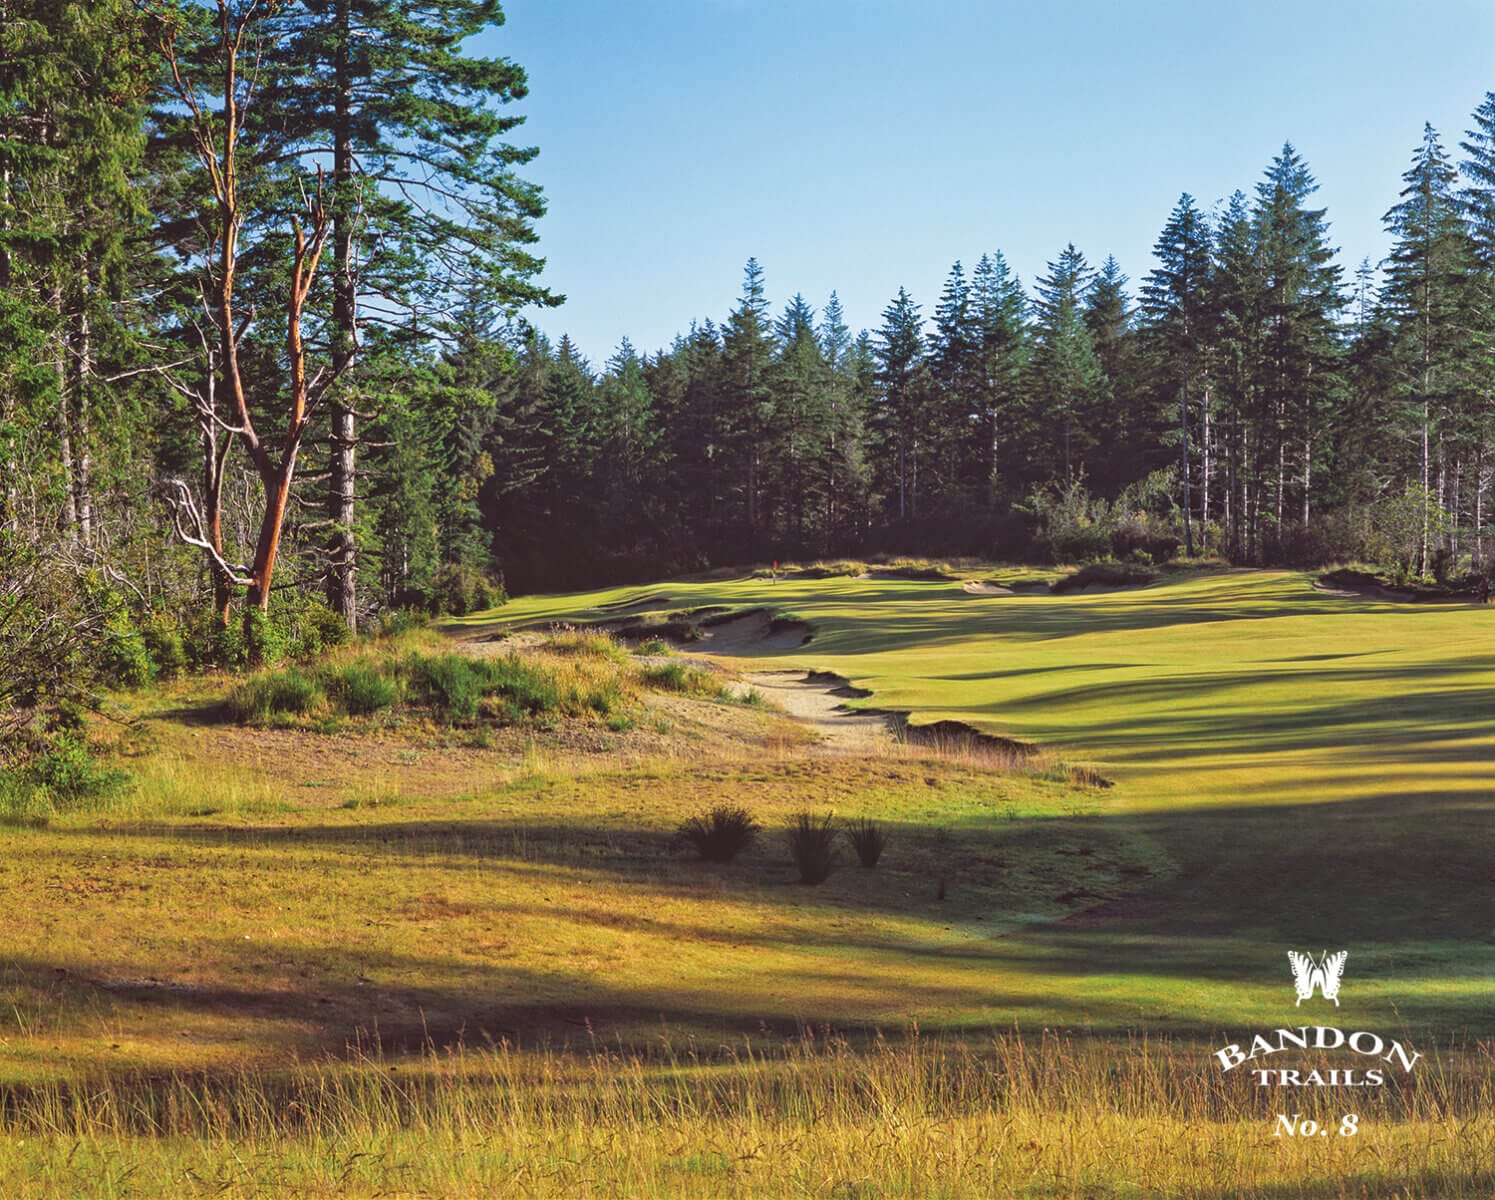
[679,804,759,862]
[787,811,839,883]
[845,817,887,867]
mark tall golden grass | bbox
[4,1029,1492,1198]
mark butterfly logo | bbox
[1287,950,1348,1006]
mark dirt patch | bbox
[962,580,1015,596]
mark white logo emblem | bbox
[1288,950,1347,1006]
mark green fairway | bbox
[463,566,1495,1036]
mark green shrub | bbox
[142,616,187,679]
[402,653,489,721]
[845,817,887,868]
[378,607,429,638]
[98,613,155,688]
[227,668,326,723]
[642,663,728,698]
[428,563,507,616]
[633,639,670,656]
[28,735,127,806]
[1,731,128,820]
[482,654,564,717]
[787,812,839,884]
[679,805,759,863]
[181,611,245,672]
[287,600,351,658]
[324,662,401,715]
[243,607,287,667]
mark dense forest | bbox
[6,0,1495,717]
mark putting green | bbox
[463,567,1495,1035]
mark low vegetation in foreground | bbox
[3,568,1494,1196]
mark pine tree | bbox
[818,293,869,541]
[1210,190,1264,557]
[1384,124,1481,574]
[1028,244,1105,486]
[928,261,983,506]
[720,259,775,543]
[1141,195,1212,553]
[0,0,154,548]
[1460,92,1495,269]
[1083,255,1137,495]
[870,288,927,523]
[1251,144,1343,534]
[970,252,1028,507]
[767,295,834,549]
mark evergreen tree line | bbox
[491,120,1495,590]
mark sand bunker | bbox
[597,591,671,611]
[690,609,812,655]
[962,580,1015,596]
[1310,579,1470,603]
[741,670,896,751]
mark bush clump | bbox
[142,616,187,679]
[286,600,352,658]
[679,805,760,863]
[226,669,326,723]
[425,563,507,616]
[401,653,495,721]
[324,662,401,715]
[788,812,839,884]
[226,643,636,728]
[378,608,429,638]
[98,613,155,688]
[846,817,887,868]
[642,662,729,699]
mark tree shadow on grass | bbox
[55,773,1495,1039]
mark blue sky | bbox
[483,0,1495,364]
